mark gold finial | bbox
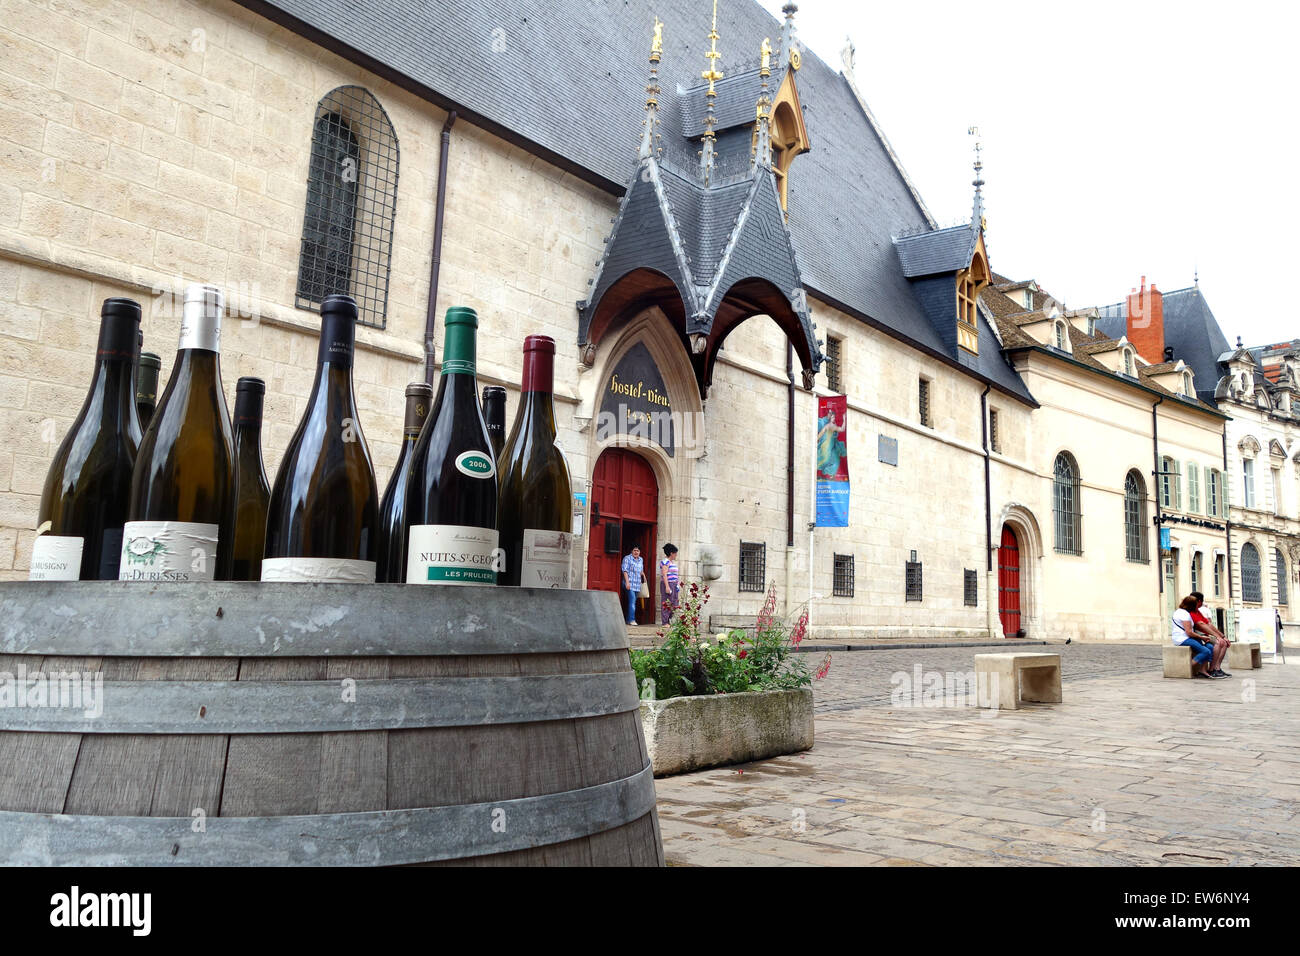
[760,36,772,73]
[651,17,663,61]
[701,0,724,95]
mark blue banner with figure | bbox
[816,395,849,527]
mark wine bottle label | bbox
[118,521,219,582]
[406,525,500,586]
[29,535,84,581]
[261,558,376,583]
[519,529,574,589]
[454,450,495,479]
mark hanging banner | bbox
[815,395,849,527]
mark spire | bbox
[968,126,985,230]
[753,37,773,168]
[778,2,800,71]
[700,0,724,183]
[640,18,663,161]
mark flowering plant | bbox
[631,581,827,700]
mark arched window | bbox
[1241,543,1262,603]
[1054,322,1066,351]
[1183,371,1194,396]
[1123,348,1133,376]
[1124,470,1148,562]
[1275,549,1289,606]
[1053,452,1081,554]
[296,86,400,329]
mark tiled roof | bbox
[894,224,977,278]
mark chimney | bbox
[1126,277,1165,365]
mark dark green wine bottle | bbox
[262,294,378,582]
[481,385,506,460]
[31,298,142,580]
[404,306,498,586]
[121,284,233,582]
[136,352,161,430]
[497,335,573,587]
[376,381,432,582]
[228,377,270,581]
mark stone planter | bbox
[639,687,814,777]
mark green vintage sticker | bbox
[455,450,496,479]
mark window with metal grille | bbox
[905,560,923,601]
[1053,452,1081,554]
[989,408,1000,453]
[1124,469,1148,563]
[919,378,931,428]
[963,568,977,607]
[739,541,766,593]
[1275,549,1289,605]
[832,553,854,597]
[296,86,399,329]
[825,336,843,392]
[1191,551,1201,595]
[1241,543,1262,603]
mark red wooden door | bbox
[587,449,658,622]
[998,524,1022,637]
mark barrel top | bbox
[0,583,628,657]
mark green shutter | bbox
[1188,464,1199,513]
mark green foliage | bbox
[630,580,824,701]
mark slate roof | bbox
[237,0,1035,403]
[894,224,979,278]
[1095,287,1230,406]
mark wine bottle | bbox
[497,335,574,588]
[30,298,142,580]
[228,377,271,581]
[405,306,498,586]
[121,284,234,582]
[376,381,432,583]
[481,385,506,460]
[262,294,378,582]
[136,352,161,430]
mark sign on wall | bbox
[1238,606,1277,656]
[816,395,849,528]
[596,343,674,457]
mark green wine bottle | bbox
[121,284,233,582]
[377,382,432,583]
[405,306,498,586]
[262,295,378,582]
[31,298,142,580]
[497,335,573,587]
[228,377,270,581]
[136,351,161,430]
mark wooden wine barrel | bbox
[0,583,662,866]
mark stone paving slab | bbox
[654,646,1300,866]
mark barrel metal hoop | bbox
[0,763,658,866]
[0,582,629,656]
[0,672,639,734]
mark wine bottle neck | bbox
[90,314,139,426]
[442,323,476,376]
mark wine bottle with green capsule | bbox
[31,297,142,580]
[496,335,573,588]
[405,306,499,586]
[121,284,233,582]
[262,294,379,582]
[376,381,432,583]
[135,352,161,430]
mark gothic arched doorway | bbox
[587,448,659,624]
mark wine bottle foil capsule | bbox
[179,283,224,352]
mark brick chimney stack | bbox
[1126,276,1165,365]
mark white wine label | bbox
[407,524,499,586]
[519,529,574,589]
[261,558,376,583]
[454,450,495,479]
[29,535,83,581]
[118,521,219,582]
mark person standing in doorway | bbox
[621,545,645,626]
[659,543,680,625]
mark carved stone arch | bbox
[1238,435,1262,459]
[995,502,1043,638]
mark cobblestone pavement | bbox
[653,645,1300,866]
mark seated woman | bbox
[1173,595,1222,679]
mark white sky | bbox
[759,0,1300,347]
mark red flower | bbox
[815,653,832,680]
[791,609,809,646]
[738,649,747,659]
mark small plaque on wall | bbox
[878,435,898,466]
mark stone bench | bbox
[1163,644,1195,678]
[973,652,1062,710]
[1227,642,1262,670]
